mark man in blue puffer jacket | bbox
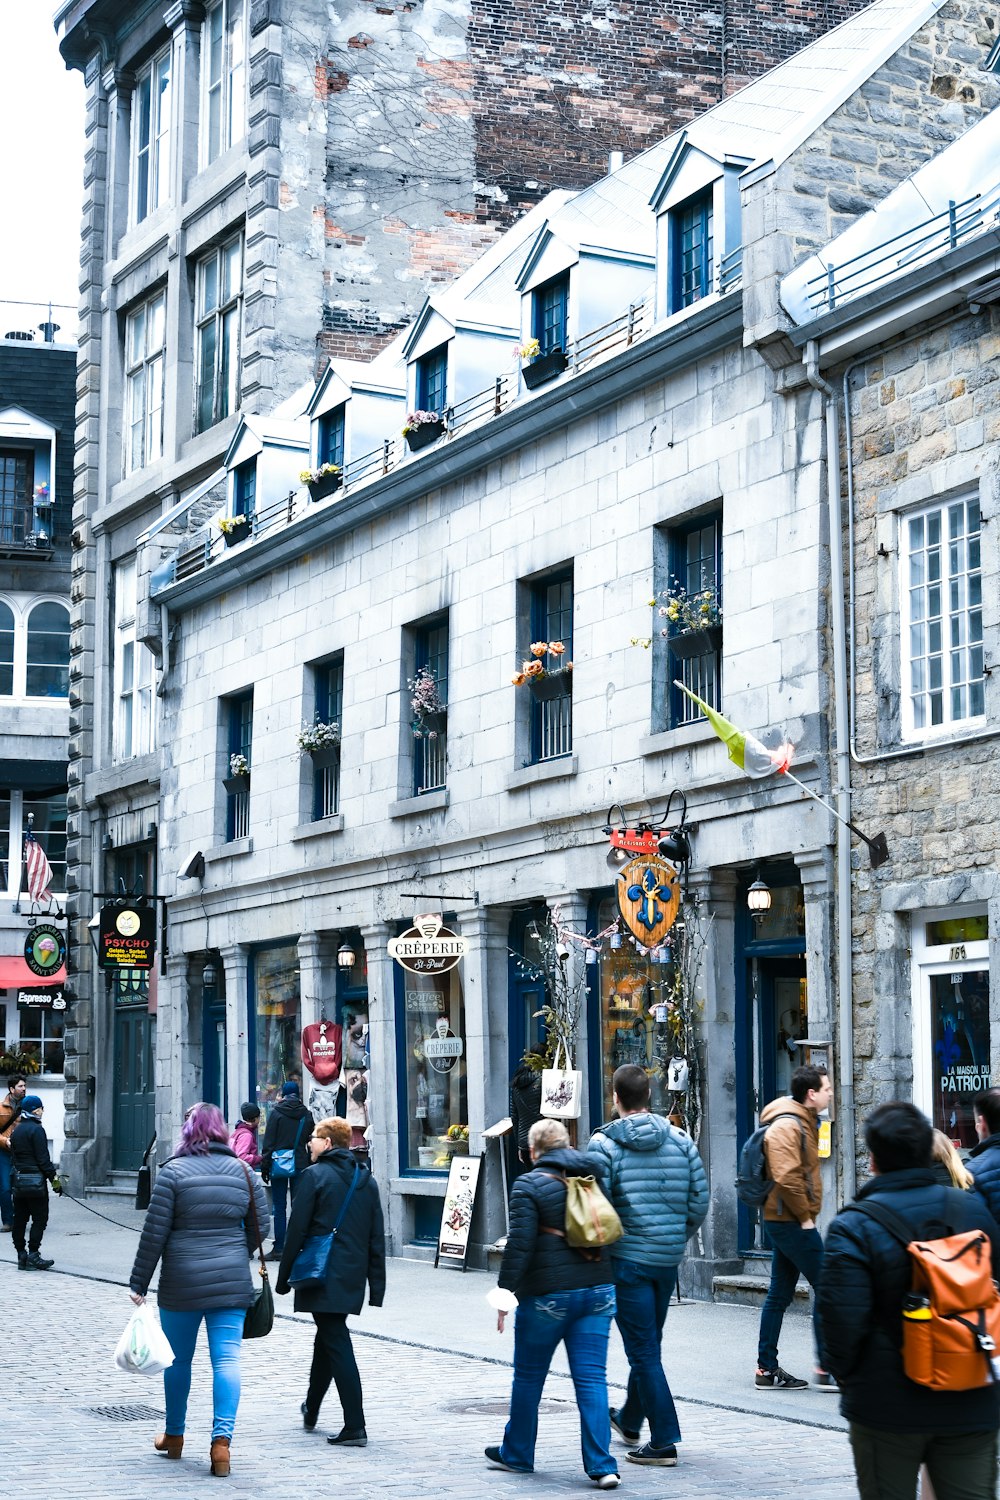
[586,1064,708,1470]
[967,1087,1000,1224]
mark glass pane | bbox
[0,601,13,695]
[254,945,301,1121]
[26,603,70,697]
[227,0,246,145]
[223,237,242,301]
[930,969,990,1149]
[147,293,166,353]
[220,306,238,418]
[401,970,467,1171]
[197,319,217,431]
[24,788,67,894]
[926,914,989,946]
[200,253,219,317]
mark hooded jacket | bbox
[967,1131,1000,1224]
[275,1148,386,1314]
[509,1066,543,1153]
[760,1097,820,1224]
[586,1112,709,1267]
[499,1145,612,1297]
[129,1143,270,1311]
[819,1169,1000,1433]
[0,1090,23,1148]
[9,1113,56,1192]
[229,1120,262,1168]
[261,1096,315,1177]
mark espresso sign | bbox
[388,915,468,975]
[98,903,157,971]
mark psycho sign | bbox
[98,903,157,971]
[616,856,681,947]
[388,914,468,975]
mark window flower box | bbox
[528,668,573,702]
[522,347,567,390]
[219,515,251,548]
[403,414,445,452]
[302,466,342,502]
[668,624,723,661]
[308,744,340,770]
[223,773,250,794]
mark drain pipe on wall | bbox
[804,340,857,1206]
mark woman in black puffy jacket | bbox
[129,1102,270,1478]
[486,1118,620,1489]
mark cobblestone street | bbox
[3,1203,856,1499]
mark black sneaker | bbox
[485,1446,532,1473]
[812,1371,839,1392]
[609,1408,640,1445]
[301,1402,317,1431]
[26,1251,54,1270]
[327,1428,367,1447]
[756,1366,807,1389]
[16,1251,27,1269]
[626,1442,677,1467]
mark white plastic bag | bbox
[114,1305,175,1376]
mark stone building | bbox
[781,106,1000,1177]
[86,0,998,1280]
[0,321,75,1153]
[49,0,887,1189]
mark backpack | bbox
[848,1192,1000,1393]
[735,1113,806,1208]
[539,1171,623,1258]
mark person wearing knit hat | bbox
[261,1082,315,1259]
[9,1095,59,1270]
[280,1081,300,1098]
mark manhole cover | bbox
[443,1397,572,1416]
[87,1404,164,1423]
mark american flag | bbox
[24,828,54,903]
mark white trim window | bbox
[131,46,172,225]
[195,235,242,433]
[113,559,157,760]
[911,907,990,1150]
[902,494,984,738]
[202,0,247,166]
[124,291,166,475]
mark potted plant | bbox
[518,336,568,390]
[297,718,341,768]
[223,751,251,793]
[402,409,446,453]
[656,580,723,659]
[511,641,573,701]
[218,514,251,548]
[300,463,342,502]
[408,665,446,737]
[0,1048,40,1076]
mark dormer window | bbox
[670,190,714,313]
[533,273,569,356]
[416,345,448,414]
[318,405,345,470]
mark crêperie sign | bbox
[387,914,468,975]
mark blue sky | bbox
[1,11,84,329]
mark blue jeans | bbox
[159,1307,245,1440]
[757,1220,825,1371]
[0,1149,12,1225]
[501,1285,618,1479]
[612,1259,682,1449]
[270,1173,299,1250]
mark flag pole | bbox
[780,768,889,868]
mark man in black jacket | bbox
[968,1088,1000,1224]
[9,1095,60,1269]
[819,1101,1000,1500]
[261,1081,315,1258]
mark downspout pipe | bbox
[805,339,857,1207]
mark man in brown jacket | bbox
[0,1074,27,1230]
[755,1064,833,1391]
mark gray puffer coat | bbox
[129,1143,270,1311]
[587,1112,708,1267]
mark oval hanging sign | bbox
[24,923,66,978]
[388,914,468,975]
[616,856,681,947]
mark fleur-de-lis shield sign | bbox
[616,856,681,946]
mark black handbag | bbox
[289,1163,361,1291]
[241,1163,274,1339]
[12,1167,46,1197]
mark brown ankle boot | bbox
[210,1436,231,1477]
[154,1433,183,1459]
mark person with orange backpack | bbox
[819,1101,1000,1500]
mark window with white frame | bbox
[902,495,983,737]
[202,0,247,166]
[113,560,157,761]
[911,907,990,1150]
[0,596,68,699]
[124,291,166,475]
[195,235,243,433]
[0,788,67,901]
[131,47,172,225]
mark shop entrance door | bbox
[202,997,228,1117]
[112,1005,156,1171]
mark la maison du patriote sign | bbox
[97,902,157,972]
[388,915,468,976]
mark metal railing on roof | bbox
[151,272,743,595]
[805,183,1000,314]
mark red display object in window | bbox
[301,1019,342,1082]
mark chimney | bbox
[608,150,624,173]
[38,320,61,343]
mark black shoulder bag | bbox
[241,1162,274,1339]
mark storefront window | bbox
[913,908,990,1150]
[18,1004,65,1074]
[595,895,675,1124]
[253,944,301,1121]
[398,967,468,1171]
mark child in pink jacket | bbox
[229,1102,262,1168]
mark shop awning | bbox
[0,958,67,989]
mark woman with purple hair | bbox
[129,1101,270,1478]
